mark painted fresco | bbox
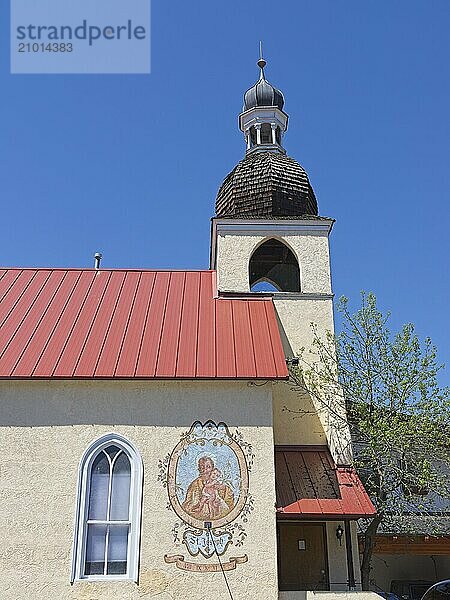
[159,421,254,572]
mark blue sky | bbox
[1,1,449,382]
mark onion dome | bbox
[215,151,318,218]
[243,58,285,111]
[239,55,289,154]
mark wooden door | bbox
[277,523,329,591]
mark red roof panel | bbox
[156,271,185,377]
[134,271,170,378]
[0,269,287,380]
[94,271,141,377]
[13,271,82,376]
[115,271,156,377]
[0,270,65,376]
[265,303,289,378]
[0,270,32,323]
[196,271,216,377]
[216,300,236,378]
[275,446,376,519]
[53,270,112,377]
[0,271,51,357]
[32,271,96,376]
[249,302,277,378]
[176,271,201,377]
[232,302,256,379]
[74,271,126,377]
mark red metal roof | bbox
[0,269,288,380]
[275,446,376,519]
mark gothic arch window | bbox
[71,434,143,581]
[249,238,300,293]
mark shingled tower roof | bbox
[215,151,318,218]
[215,54,319,219]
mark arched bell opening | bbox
[275,126,281,145]
[260,123,272,144]
[249,238,300,292]
[247,124,282,149]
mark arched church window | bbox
[249,238,300,292]
[71,434,142,581]
[250,126,257,146]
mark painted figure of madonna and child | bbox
[167,421,249,530]
[182,456,234,520]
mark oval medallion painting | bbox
[168,421,249,529]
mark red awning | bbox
[0,269,288,380]
[275,446,376,519]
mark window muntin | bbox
[85,447,131,576]
[72,434,142,582]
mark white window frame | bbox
[71,433,143,582]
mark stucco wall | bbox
[274,298,352,465]
[0,380,278,600]
[215,231,332,295]
[273,297,334,358]
[326,522,362,591]
[272,382,327,446]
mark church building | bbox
[0,57,376,600]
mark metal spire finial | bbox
[257,41,266,77]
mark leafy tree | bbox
[289,292,450,590]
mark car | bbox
[391,580,435,600]
[421,581,450,600]
[376,592,401,600]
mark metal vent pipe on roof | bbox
[94,252,102,269]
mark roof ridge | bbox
[0,267,215,273]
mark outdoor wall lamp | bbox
[285,357,299,366]
[336,524,344,546]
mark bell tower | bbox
[210,54,351,464]
[239,54,288,154]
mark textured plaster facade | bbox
[213,222,333,296]
[213,221,352,465]
[272,382,327,446]
[0,380,278,600]
[325,522,361,591]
